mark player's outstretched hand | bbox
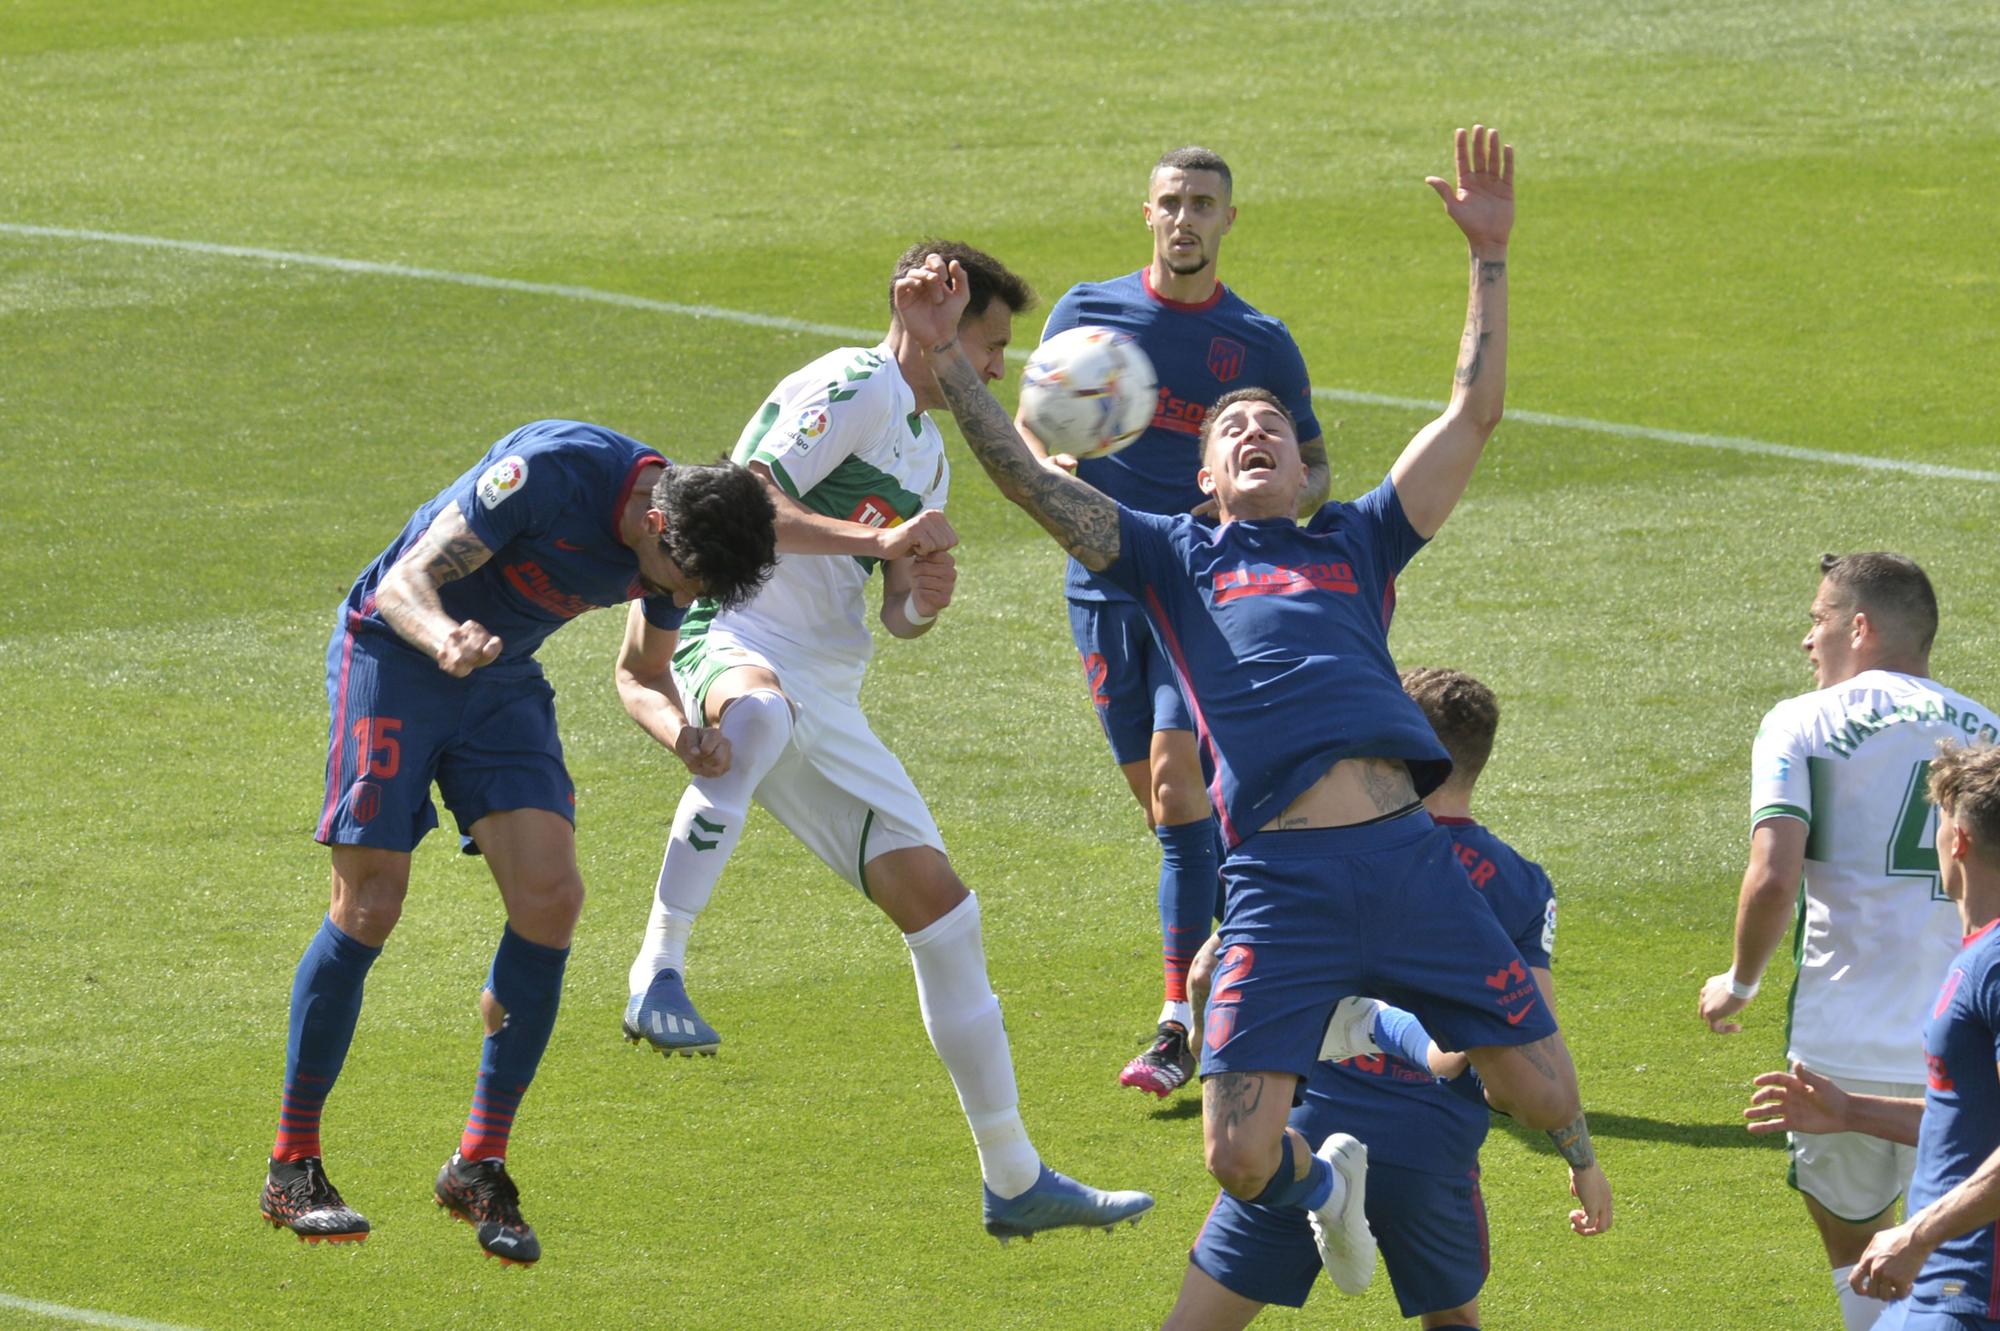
[1851,1220,1930,1303]
[881,508,958,560]
[1426,124,1513,256]
[1043,452,1080,476]
[672,724,732,779]
[909,549,956,618]
[893,254,971,351]
[438,620,502,676]
[1744,1060,1849,1136]
[1698,971,1751,1033]
[1568,1163,1612,1236]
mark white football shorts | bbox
[1787,1074,1922,1223]
[673,629,943,894]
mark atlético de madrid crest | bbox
[1207,337,1246,383]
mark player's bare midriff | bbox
[1260,755,1419,832]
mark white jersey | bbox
[675,343,947,702]
[1750,669,1997,1081]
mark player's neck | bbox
[1146,258,1220,308]
[886,321,944,415]
[1956,864,2000,937]
[1834,651,1931,685]
[1422,788,1475,821]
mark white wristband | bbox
[1713,970,1760,1001]
[903,591,935,626]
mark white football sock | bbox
[1830,1265,1882,1331]
[628,690,792,996]
[903,892,1041,1198]
[1159,999,1193,1031]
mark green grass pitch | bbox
[2,2,1997,1327]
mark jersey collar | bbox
[1966,917,2000,948]
[1141,267,1225,313]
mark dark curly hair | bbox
[888,238,1036,322]
[650,462,777,611]
[1400,667,1500,786]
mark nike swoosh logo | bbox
[1507,1001,1539,1026]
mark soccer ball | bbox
[1017,325,1158,461]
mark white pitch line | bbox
[6,220,1996,485]
[0,1292,203,1331]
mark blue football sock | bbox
[1248,1135,1334,1212]
[1156,818,1220,1006]
[1373,1004,1439,1072]
[274,915,382,1161]
[460,926,568,1161]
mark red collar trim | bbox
[1966,917,2000,947]
[612,453,668,542]
[1432,815,1477,827]
[1142,267,1225,313]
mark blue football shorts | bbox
[1067,595,1192,765]
[1190,1158,1488,1316]
[1201,811,1558,1083]
[1873,1303,1998,1330]
[315,616,573,853]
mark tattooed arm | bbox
[1388,124,1514,539]
[896,259,1123,572]
[374,500,504,676]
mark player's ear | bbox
[1849,609,1871,645]
[644,507,667,538]
[1222,204,1237,235]
[1197,465,1217,496]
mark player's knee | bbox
[509,871,585,932]
[332,871,408,945]
[1204,1135,1277,1200]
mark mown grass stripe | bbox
[5,221,1994,485]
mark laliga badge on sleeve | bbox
[478,455,529,509]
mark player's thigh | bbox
[751,717,944,901]
[1791,1081,1915,1247]
[468,807,583,948]
[1202,1069,1302,1190]
[1067,597,1164,771]
[1358,822,1555,1054]
[318,628,460,854]
[1185,1184,1320,1315]
[1151,726,1209,826]
[702,663,787,726]
[1203,839,1370,1085]
[434,668,575,852]
[1367,1164,1490,1322]
[671,632,784,727]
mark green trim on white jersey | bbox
[1751,670,1995,1081]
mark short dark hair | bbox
[1928,741,2000,868]
[1197,386,1296,460]
[650,462,777,611]
[1153,146,1232,197]
[1401,667,1500,785]
[1819,551,1938,654]
[889,239,1036,323]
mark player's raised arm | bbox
[745,461,958,562]
[1388,125,1513,539]
[898,257,1123,572]
[375,499,503,676]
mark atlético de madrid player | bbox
[1016,145,1329,1101]
[257,420,776,1263]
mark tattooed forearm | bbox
[1454,328,1490,387]
[1205,1072,1267,1132]
[1478,259,1507,284]
[1546,1110,1597,1169]
[928,347,1123,570]
[379,502,494,655]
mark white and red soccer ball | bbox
[1018,325,1158,461]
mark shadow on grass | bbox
[1492,1110,1784,1153]
[1147,1096,1205,1122]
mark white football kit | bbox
[1750,668,1996,1217]
[672,343,949,886]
